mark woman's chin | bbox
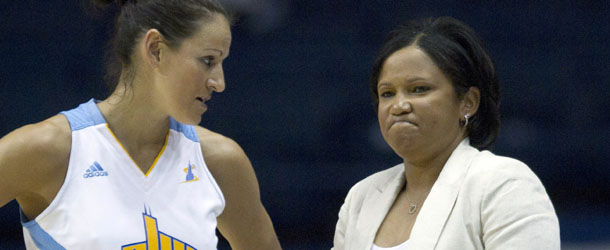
[172,113,203,126]
[389,140,429,160]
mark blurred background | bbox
[1,0,609,249]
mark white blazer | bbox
[332,139,560,250]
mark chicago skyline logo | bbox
[183,161,199,183]
[121,207,197,250]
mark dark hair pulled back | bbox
[93,0,229,91]
[370,17,500,150]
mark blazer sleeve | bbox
[480,160,560,250]
[332,187,353,250]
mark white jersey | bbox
[21,99,225,250]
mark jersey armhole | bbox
[195,142,226,216]
[22,114,76,224]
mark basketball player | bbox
[0,0,282,249]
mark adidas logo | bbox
[83,161,109,178]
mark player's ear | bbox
[141,29,168,68]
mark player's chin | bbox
[186,114,204,126]
[172,111,204,126]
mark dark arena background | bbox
[1,0,609,249]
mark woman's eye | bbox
[200,57,214,67]
[413,86,430,93]
[379,91,394,98]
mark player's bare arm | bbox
[0,115,71,220]
[196,126,282,250]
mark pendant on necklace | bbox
[408,204,417,214]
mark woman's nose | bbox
[207,65,225,93]
[390,97,412,115]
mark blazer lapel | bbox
[354,165,405,250]
[408,139,478,250]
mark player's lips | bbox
[196,96,211,103]
[195,96,210,109]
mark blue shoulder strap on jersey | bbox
[60,99,106,131]
[169,117,200,142]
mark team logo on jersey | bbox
[122,207,197,250]
[182,161,199,183]
[83,161,108,178]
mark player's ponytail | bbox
[91,0,230,93]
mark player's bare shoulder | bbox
[193,126,254,186]
[194,126,248,166]
[4,115,72,167]
[0,115,71,208]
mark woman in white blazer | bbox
[332,17,560,250]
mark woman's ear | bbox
[461,86,480,117]
[141,29,166,67]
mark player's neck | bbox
[97,81,170,149]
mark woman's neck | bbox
[97,81,169,150]
[403,160,444,193]
[402,136,465,192]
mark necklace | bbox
[405,196,420,214]
[405,188,432,214]
[408,203,418,214]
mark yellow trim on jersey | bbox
[105,124,169,177]
[145,132,169,176]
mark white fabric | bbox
[371,240,409,250]
[22,100,225,250]
[332,139,560,250]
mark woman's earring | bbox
[460,113,470,127]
